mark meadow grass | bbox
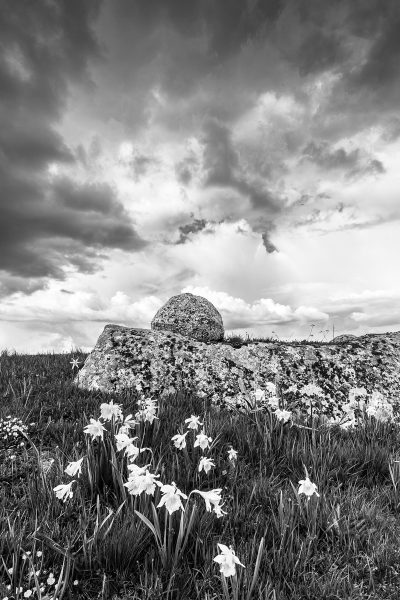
[1,350,400,599]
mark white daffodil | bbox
[191,488,226,517]
[64,457,85,477]
[194,430,213,451]
[265,382,277,394]
[227,448,238,461]
[83,419,107,440]
[127,463,148,476]
[53,480,75,502]
[156,481,188,515]
[274,409,292,424]
[185,415,203,430]
[298,476,320,498]
[115,432,138,452]
[268,395,280,409]
[254,389,265,403]
[125,443,140,460]
[171,431,189,450]
[136,400,159,424]
[70,358,81,370]
[213,543,245,578]
[118,414,138,434]
[124,476,145,496]
[198,457,215,474]
[141,471,161,495]
[100,401,123,421]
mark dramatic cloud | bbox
[2,0,400,350]
[0,0,146,296]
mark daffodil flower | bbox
[70,358,81,369]
[227,448,238,461]
[298,476,320,498]
[125,443,140,460]
[156,481,188,515]
[198,457,215,474]
[118,413,138,434]
[83,419,107,440]
[53,480,76,502]
[124,469,161,496]
[194,430,213,451]
[254,389,265,403]
[185,415,203,430]
[265,382,277,394]
[64,457,85,477]
[100,401,123,421]
[213,543,245,577]
[191,488,226,517]
[115,432,138,452]
[171,431,189,449]
[274,409,292,423]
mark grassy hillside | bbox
[1,350,400,599]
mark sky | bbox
[1,0,400,353]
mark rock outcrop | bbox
[76,325,400,420]
[151,292,224,342]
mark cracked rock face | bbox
[76,325,400,420]
[151,292,224,342]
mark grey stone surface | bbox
[151,292,224,342]
[332,334,358,343]
[76,326,400,420]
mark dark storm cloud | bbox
[0,0,146,295]
[261,233,278,254]
[0,169,147,281]
[202,119,281,212]
[176,219,208,244]
[301,141,385,178]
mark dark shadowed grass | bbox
[1,351,400,598]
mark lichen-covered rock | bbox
[151,292,224,342]
[333,334,358,343]
[76,325,400,421]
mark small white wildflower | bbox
[47,573,55,586]
[227,448,237,461]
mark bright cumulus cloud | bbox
[1,0,400,352]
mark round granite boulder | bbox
[333,334,358,343]
[151,293,224,342]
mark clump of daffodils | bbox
[50,385,348,588]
